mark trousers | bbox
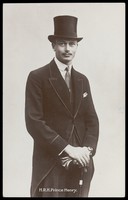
[34,162,91,197]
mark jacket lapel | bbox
[49,60,73,116]
[71,68,83,118]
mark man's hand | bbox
[64,145,91,168]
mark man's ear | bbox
[52,43,56,51]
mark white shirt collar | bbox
[54,57,72,74]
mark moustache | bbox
[63,53,72,56]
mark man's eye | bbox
[70,43,75,46]
[57,41,77,46]
[58,42,65,46]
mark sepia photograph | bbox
[3,3,125,197]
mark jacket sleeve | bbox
[25,71,68,155]
[83,78,99,156]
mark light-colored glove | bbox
[64,145,91,168]
[60,156,73,170]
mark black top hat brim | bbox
[48,35,83,43]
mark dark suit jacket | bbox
[25,59,99,196]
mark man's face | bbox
[52,39,78,65]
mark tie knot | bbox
[65,66,69,72]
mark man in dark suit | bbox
[25,15,99,197]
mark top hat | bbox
[48,15,83,42]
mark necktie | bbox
[65,66,71,91]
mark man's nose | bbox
[65,44,70,51]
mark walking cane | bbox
[78,147,93,197]
[79,167,87,197]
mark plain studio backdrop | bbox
[3,3,125,197]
